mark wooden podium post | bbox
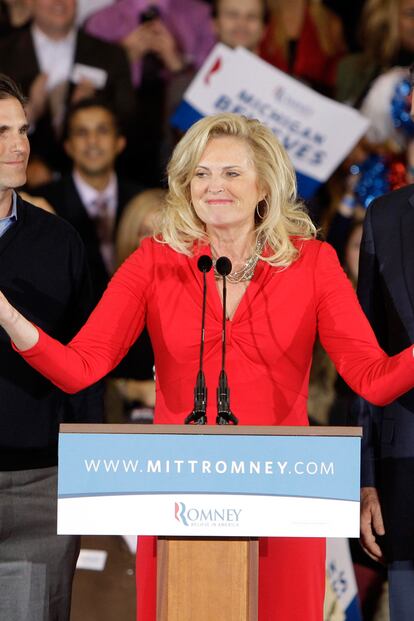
[157,537,258,621]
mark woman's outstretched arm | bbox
[0,238,155,393]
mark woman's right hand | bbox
[0,290,17,327]
[0,291,39,350]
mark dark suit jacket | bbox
[356,184,414,561]
[35,174,142,303]
[0,28,135,169]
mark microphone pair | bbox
[184,255,238,425]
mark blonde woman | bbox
[2,113,414,620]
[113,188,167,417]
[115,188,166,267]
[336,0,414,106]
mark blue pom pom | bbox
[391,78,414,138]
[353,155,390,208]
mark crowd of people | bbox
[0,0,412,264]
[0,0,414,620]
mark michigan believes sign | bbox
[172,44,369,199]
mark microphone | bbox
[185,255,213,424]
[215,257,238,425]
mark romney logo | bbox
[174,502,242,527]
[175,502,189,526]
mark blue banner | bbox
[58,433,360,501]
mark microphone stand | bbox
[215,257,238,425]
[185,255,212,424]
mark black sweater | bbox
[0,197,102,470]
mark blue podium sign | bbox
[58,425,361,537]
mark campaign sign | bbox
[171,44,369,198]
[327,538,363,620]
[58,426,361,537]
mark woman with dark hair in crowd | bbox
[112,188,167,422]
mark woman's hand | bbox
[148,20,185,72]
[0,291,39,351]
[0,290,18,326]
[121,24,154,63]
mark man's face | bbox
[214,0,265,52]
[30,0,76,38]
[64,107,125,177]
[0,98,30,193]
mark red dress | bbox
[19,237,414,620]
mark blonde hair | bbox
[116,188,166,266]
[360,0,404,65]
[162,113,316,268]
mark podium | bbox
[58,424,361,621]
[157,537,258,620]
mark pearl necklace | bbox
[212,235,265,283]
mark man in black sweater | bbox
[0,75,102,620]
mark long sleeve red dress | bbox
[17,237,414,620]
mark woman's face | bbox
[399,0,414,52]
[190,136,265,233]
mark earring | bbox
[256,199,269,220]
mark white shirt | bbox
[73,170,118,219]
[32,25,77,92]
[73,170,118,273]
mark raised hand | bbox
[71,79,96,104]
[147,20,185,72]
[120,23,155,63]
